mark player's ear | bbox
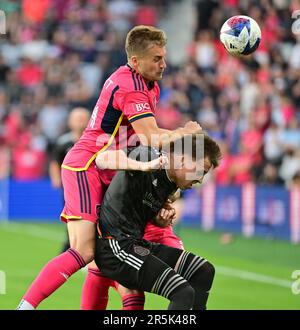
[131,55,138,67]
[175,154,184,169]
[181,155,186,168]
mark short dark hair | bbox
[167,134,221,168]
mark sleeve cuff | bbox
[128,112,154,123]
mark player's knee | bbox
[170,284,195,308]
[202,261,215,284]
[70,245,94,264]
[81,249,95,264]
[192,261,215,290]
[118,284,141,297]
[183,284,195,303]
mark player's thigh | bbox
[67,220,96,262]
[95,238,141,289]
[61,166,105,224]
[67,219,96,246]
[151,243,184,270]
[95,238,177,292]
[105,239,185,294]
[138,252,191,296]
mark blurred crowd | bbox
[0,0,300,189]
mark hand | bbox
[140,155,168,172]
[183,121,202,134]
[153,205,176,228]
[162,200,174,209]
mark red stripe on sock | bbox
[68,248,86,268]
[122,293,145,310]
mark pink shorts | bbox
[143,222,184,250]
[60,165,115,223]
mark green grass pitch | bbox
[0,222,299,309]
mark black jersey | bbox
[99,146,177,239]
[51,132,75,165]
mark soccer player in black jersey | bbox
[94,134,221,310]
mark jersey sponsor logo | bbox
[135,102,150,112]
[133,245,150,257]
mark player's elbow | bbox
[96,150,126,170]
[95,152,108,169]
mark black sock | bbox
[168,284,195,310]
[189,261,215,310]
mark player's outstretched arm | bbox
[131,116,202,148]
[96,150,168,171]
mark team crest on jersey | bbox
[134,245,150,256]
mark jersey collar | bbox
[163,169,177,193]
[126,63,134,71]
[165,168,174,184]
[126,63,155,90]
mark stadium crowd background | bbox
[0,0,300,190]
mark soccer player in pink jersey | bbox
[17,25,201,310]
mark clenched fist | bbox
[152,201,176,228]
[183,121,202,134]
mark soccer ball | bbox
[220,15,261,56]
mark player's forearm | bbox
[131,117,201,148]
[158,127,186,147]
[96,150,146,171]
[139,127,186,148]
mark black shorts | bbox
[95,237,184,292]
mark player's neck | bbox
[165,168,176,184]
[127,62,149,83]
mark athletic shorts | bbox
[60,165,114,223]
[143,222,184,249]
[95,237,187,293]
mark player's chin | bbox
[156,72,164,80]
[183,184,193,190]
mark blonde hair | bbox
[125,25,167,59]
